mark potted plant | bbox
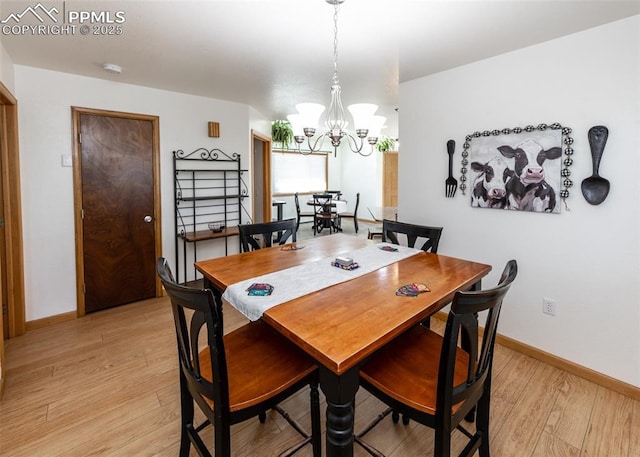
[271,120,294,150]
[375,136,396,153]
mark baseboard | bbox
[432,311,640,401]
[25,311,77,331]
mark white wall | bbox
[400,16,640,386]
[338,142,380,219]
[15,65,252,320]
[0,42,15,93]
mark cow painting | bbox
[470,156,510,208]
[498,139,562,212]
[466,130,564,214]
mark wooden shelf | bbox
[180,226,240,242]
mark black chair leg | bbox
[310,381,322,457]
[178,374,194,457]
[434,425,452,457]
[476,389,492,457]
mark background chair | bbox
[338,192,360,233]
[366,207,383,240]
[157,258,321,457]
[356,260,518,457]
[294,192,315,232]
[238,218,297,252]
[326,189,342,200]
[312,193,339,235]
[382,219,443,253]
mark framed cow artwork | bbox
[459,123,574,213]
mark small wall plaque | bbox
[208,122,220,138]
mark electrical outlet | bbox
[543,297,556,316]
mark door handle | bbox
[144,215,153,223]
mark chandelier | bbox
[287,0,385,157]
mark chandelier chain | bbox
[332,1,339,85]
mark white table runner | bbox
[222,243,421,321]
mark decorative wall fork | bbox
[445,139,457,197]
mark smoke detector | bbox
[103,63,122,74]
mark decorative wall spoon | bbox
[581,125,610,205]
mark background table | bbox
[272,200,286,221]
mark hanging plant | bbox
[271,120,294,150]
[375,136,397,153]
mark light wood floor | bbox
[2,295,639,456]
[2,222,639,456]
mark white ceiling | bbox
[2,0,639,137]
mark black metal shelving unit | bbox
[173,148,248,284]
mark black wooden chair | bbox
[355,260,517,457]
[312,193,339,235]
[382,219,443,327]
[294,193,315,232]
[238,218,297,252]
[382,219,443,253]
[157,258,322,457]
[338,192,360,233]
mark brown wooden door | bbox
[79,113,156,313]
[251,131,272,223]
[383,151,398,207]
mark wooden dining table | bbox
[195,234,491,457]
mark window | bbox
[272,150,328,195]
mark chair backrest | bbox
[312,193,333,214]
[326,190,342,200]
[437,260,517,423]
[156,258,230,416]
[381,219,443,253]
[238,218,297,252]
[352,193,360,215]
[294,192,302,216]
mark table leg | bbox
[319,365,359,457]
[273,202,285,241]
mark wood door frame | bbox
[0,81,26,398]
[71,107,162,317]
[0,82,26,342]
[251,130,272,222]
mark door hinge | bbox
[78,133,82,144]
[2,304,7,315]
[82,283,86,294]
[81,209,84,220]
[0,217,4,228]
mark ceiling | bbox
[2,0,639,137]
